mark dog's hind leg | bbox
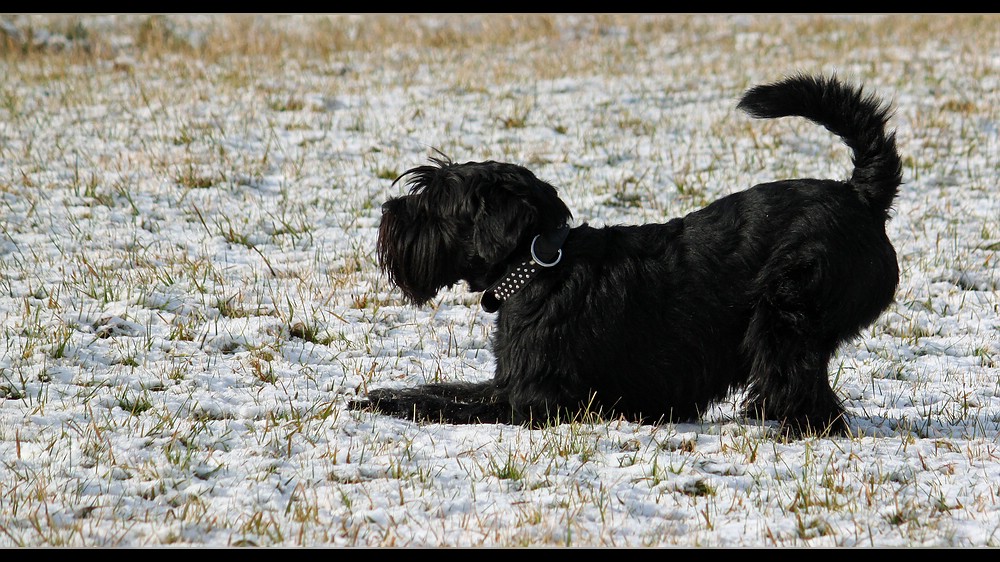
[741,263,850,436]
[742,335,848,436]
[348,381,515,424]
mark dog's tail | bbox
[737,74,902,219]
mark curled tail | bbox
[737,74,903,220]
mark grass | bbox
[0,13,998,547]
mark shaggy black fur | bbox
[349,74,903,436]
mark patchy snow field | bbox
[0,14,998,547]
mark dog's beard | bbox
[377,207,463,305]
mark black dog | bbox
[350,74,902,435]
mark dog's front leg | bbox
[348,381,515,424]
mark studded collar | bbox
[480,225,569,313]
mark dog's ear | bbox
[472,189,537,264]
[471,167,572,265]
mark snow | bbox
[0,14,999,547]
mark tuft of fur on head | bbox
[376,155,572,306]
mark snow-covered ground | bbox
[0,14,998,546]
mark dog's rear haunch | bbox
[351,74,902,436]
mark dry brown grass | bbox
[4,14,996,65]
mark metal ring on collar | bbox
[530,235,562,267]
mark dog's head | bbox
[377,156,572,306]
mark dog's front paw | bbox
[348,388,411,417]
[346,397,372,411]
